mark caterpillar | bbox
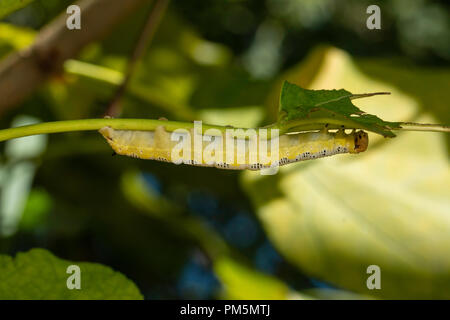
[99,123,368,170]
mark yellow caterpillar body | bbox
[99,126,368,170]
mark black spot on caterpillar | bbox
[99,125,368,170]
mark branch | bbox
[105,0,170,117]
[0,0,147,115]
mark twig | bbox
[105,0,170,117]
[0,0,147,115]
[350,92,391,100]
[395,122,450,133]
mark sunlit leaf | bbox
[214,256,298,300]
[242,46,450,299]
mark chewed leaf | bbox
[279,81,401,137]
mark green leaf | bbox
[278,81,401,137]
[0,248,143,299]
[0,0,35,19]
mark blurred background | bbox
[0,0,449,299]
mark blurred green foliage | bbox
[0,0,448,299]
[0,0,35,20]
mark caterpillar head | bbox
[352,130,368,153]
[99,126,114,141]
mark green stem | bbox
[396,122,450,133]
[0,118,233,142]
[275,118,450,135]
[1,118,448,143]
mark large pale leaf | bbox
[242,46,450,299]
